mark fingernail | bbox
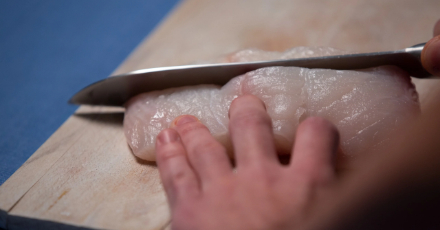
[171,115,199,128]
[228,96,238,119]
[157,129,179,145]
[422,36,440,76]
[228,95,267,119]
[261,100,267,111]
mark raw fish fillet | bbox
[123,48,419,161]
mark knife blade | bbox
[69,43,431,107]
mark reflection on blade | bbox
[69,44,430,106]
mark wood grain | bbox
[1,0,439,229]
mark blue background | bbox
[0,0,179,185]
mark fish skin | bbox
[123,48,419,161]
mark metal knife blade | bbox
[69,43,431,107]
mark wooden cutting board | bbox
[1,0,439,229]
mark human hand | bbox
[155,95,339,230]
[422,19,440,76]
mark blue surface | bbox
[0,0,179,185]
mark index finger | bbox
[228,95,279,169]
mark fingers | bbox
[171,115,232,184]
[228,95,278,168]
[290,117,339,185]
[156,128,200,206]
[422,35,440,76]
[422,19,440,77]
[434,19,440,36]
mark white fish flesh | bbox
[123,48,419,161]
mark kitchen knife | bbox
[69,43,431,107]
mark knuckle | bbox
[172,168,190,184]
[177,121,209,138]
[157,144,184,162]
[191,141,223,155]
[172,171,200,199]
[230,110,272,130]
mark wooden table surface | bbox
[1,0,439,229]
